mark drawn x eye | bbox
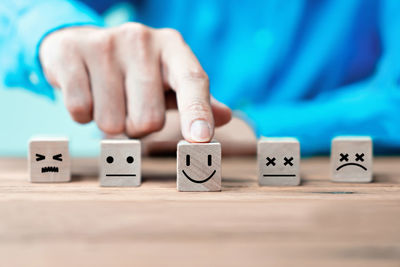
[53,154,63,161]
[284,157,293,166]
[36,154,45,161]
[266,157,276,166]
[355,153,364,162]
[339,153,349,162]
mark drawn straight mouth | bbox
[41,166,59,173]
[182,170,216,183]
[263,174,296,177]
[106,174,136,177]
[336,163,367,171]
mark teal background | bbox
[0,87,100,156]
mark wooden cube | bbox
[177,140,221,192]
[28,137,70,183]
[257,137,300,186]
[100,140,141,187]
[331,136,373,183]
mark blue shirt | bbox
[1,0,400,155]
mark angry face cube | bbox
[29,137,70,182]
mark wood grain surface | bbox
[0,156,399,267]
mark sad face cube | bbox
[177,140,221,192]
[257,137,300,186]
[331,136,373,183]
[28,137,70,183]
[100,140,141,187]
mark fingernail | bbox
[190,120,211,142]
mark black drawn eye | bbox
[339,153,349,162]
[126,156,134,164]
[208,155,212,166]
[266,157,276,166]
[186,154,190,166]
[284,157,293,166]
[106,156,114,164]
[36,154,45,161]
[355,153,364,162]
[53,154,63,161]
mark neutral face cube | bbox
[257,137,300,186]
[177,140,221,192]
[29,137,70,183]
[331,136,373,183]
[100,140,141,187]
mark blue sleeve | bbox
[0,0,104,99]
[242,0,400,156]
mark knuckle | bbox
[96,113,124,134]
[184,100,210,115]
[89,31,114,55]
[57,34,78,57]
[178,68,209,87]
[160,28,184,42]
[65,97,91,120]
[121,23,152,45]
[126,111,165,136]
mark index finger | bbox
[159,29,214,143]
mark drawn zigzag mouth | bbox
[41,166,59,173]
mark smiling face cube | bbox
[331,136,373,183]
[29,137,70,182]
[177,140,221,192]
[257,137,300,186]
[100,140,141,187]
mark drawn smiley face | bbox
[177,141,221,192]
[336,152,367,171]
[181,154,216,183]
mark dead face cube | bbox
[331,136,373,183]
[100,140,141,187]
[177,140,221,192]
[257,137,300,186]
[29,137,70,182]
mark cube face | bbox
[331,137,373,183]
[177,140,221,192]
[257,138,300,186]
[100,140,141,187]
[29,138,70,183]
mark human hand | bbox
[39,23,231,142]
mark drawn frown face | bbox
[182,154,216,183]
[331,137,372,182]
[336,152,367,171]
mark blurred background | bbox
[2,0,400,156]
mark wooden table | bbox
[1,157,399,267]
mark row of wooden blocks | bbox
[28,136,373,191]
